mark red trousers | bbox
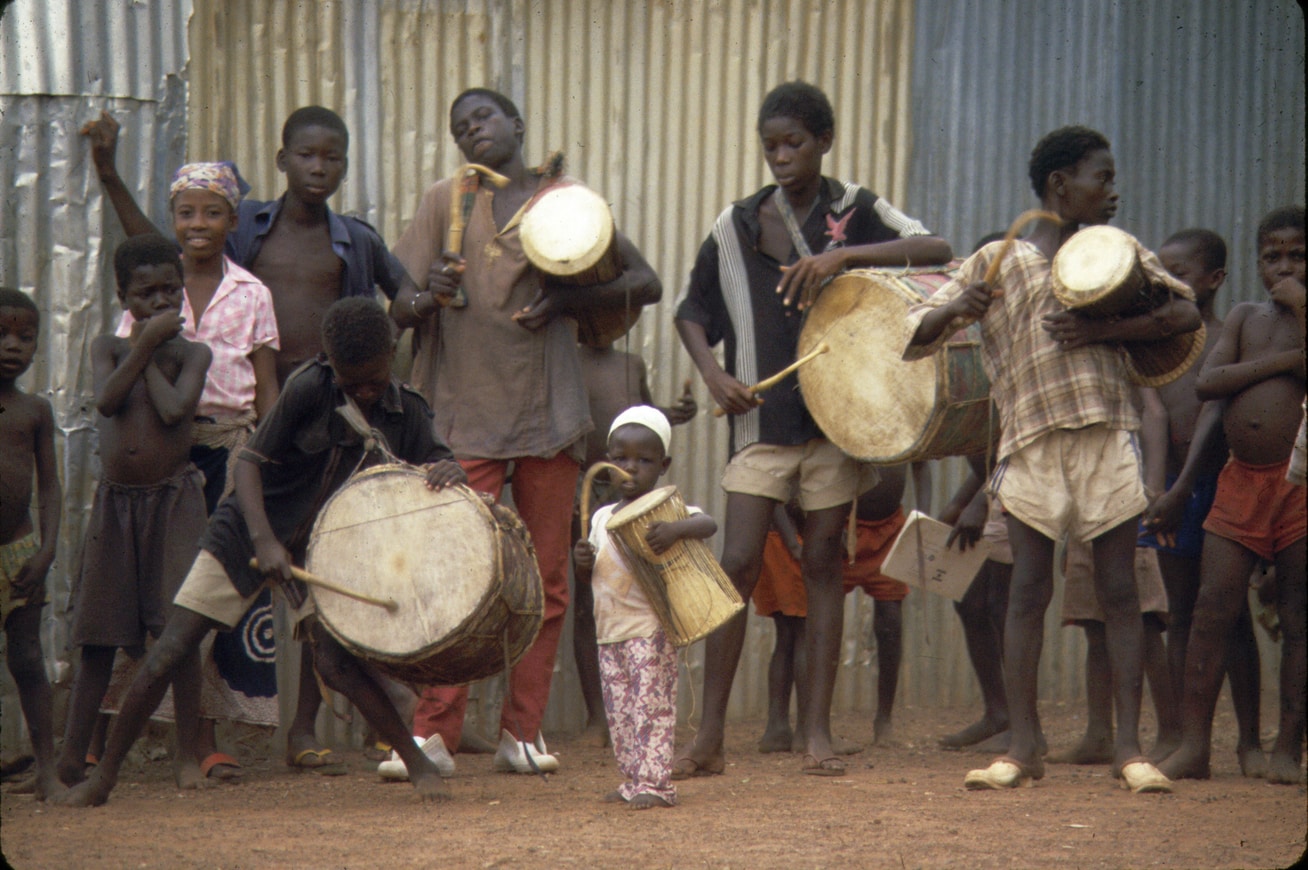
[413,454,578,746]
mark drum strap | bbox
[773,191,816,260]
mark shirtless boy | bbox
[84,106,415,767]
[905,126,1200,792]
[0,288,63,800]
[55,235,212,790]
[1159,205,1307,785]
[56,297,466,807]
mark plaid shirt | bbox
[904,237,1193,461]
[118,257,279,418]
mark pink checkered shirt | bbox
[117,257,279,418]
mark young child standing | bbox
[573,406,716,809]
[674,80,950,778]
[0,287,63,801]
[1159,205,1307,785]
[906,126,1200,793]
[55,297,466,807]
[56,235,212,790]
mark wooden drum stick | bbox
[580,461,633,539]
[712,342,831,417]
[248,558,398,612]
[981,209,1063,289]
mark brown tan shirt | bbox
[393,176,591,460]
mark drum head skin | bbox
[307,468,499,660]
[1051,225,1138,308]
[520,185,615,278]
[605,485,677,530]
[797,271,942,461]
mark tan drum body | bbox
[306,466,543,686]
[605,486,743,648]
[1052,225,1201,386]
[519,183,637,348]
[797,266,996,464]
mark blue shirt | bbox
[228,196,407,300]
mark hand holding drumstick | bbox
[711,343,831,417]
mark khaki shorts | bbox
[1061,541,1169,624]
[174,550,314,630]
[722,439,870,511]
[991,426,1147,542]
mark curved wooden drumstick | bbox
[447,163,511,255]
[981,209,1063,291]
[249,558,398,612]
[711,343,831,417]
[580,461,633,539]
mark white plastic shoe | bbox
[492,728,560,773]
[377,733,456,780]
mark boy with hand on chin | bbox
[56,297,466,807]
[574,406,716,809]
[674,81,950,779]
[57,235,212,791]
[0,288,63,800]
[905,126,1200,793]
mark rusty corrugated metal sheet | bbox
[0,0,193,752]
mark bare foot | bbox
[174,759,211,791]
[1237,743,1268,779]
[582,721,611,749]
[832,734,864,755]
[1147,736,1181,765]
[1046,735,1114,765]
[939,716,1008,750]
[410,768,452,802]
[758,726,793,753]
[51,768,115,807]
[1266,751,1304,785]
[872,718,895,747]
[670,751,724,780]
[602,790,627,803]
[1156,745,1211,780]
[629,793,673,810]
[970,730,1011,755]
[55,753,87,788]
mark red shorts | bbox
[1203,456,1307,561]
[842,509,910,602]
[752,531,806,617]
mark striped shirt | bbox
[904,238,1193,461]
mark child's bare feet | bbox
[410,767,452,802]
[1156,744,1211,780]
[939,716,1007,750]
[602,790,627,803]
[51,767,115,807]
[629,793,672,810]
[30,768,67,802]
[582,720,611,749]
[1237,743,1268,778]
[758,725,792,753]
[1266,751,1304,785]
[174,758,212,790]
[1047,734,1114,765]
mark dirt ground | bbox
[2,702,1304,870]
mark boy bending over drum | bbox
[573,406,717,809]
[57,298,466,806]
[905,126,1199,793]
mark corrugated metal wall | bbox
[0,0,193,752]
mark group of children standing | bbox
[1,78,1302,814]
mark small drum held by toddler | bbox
[520,183,638,348]
[1051,225,1205,386]
[797,265,996,464]
[604,485,743,647]
[305,465,543,686]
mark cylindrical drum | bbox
[797,265,996,463]
[604,485,743,648]
[306,465,543,686]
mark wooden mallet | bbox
[248,559,398,612]
[712,342,831,417]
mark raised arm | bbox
[81,112,166,238]
[780,234,953,310]
[1042,296,1202,349]
[519,231,663,330]
[1195,304,1303,400]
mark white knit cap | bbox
[609,405,672,453]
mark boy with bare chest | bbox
[58,235,213,790]
[1160,206,1307,785]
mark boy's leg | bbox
[1227,603,1266,777]
[1268,536,1306,784]
[676,492,773,773]
[799,502,853,767]
[1156,551,1199,720]
[170,642,207,789]
[57,644,116,786]
[5,606,63,800]
[872,599,902,744]
[941,562,1011,748]
[55,607,217,807]
[1049,622,1114,764]
[760,614,798,752]
[1143,614,1181,760]
[1089,517,1147,772]
[285,647,328,765]
[1000,518,1056,774]
[306,620,448,800]
[1158,533,1258,780]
